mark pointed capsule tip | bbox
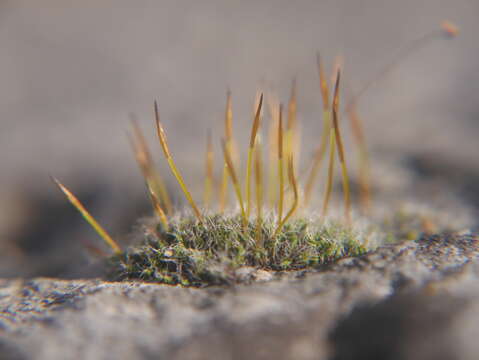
[441,20,459,37]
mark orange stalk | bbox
[285,79,299,165]
[321,125,336,218]
[221,139,247,226]
[255,137,263,246]
[245,93,263,219]
[219,90,234,212]
[331,71,351,224]
[273,154,298,237]
[277,104,285,225]
[348,104,371,214]
[345,22,458,215]
[154,101,203,222]
[129,120,172,214]
[52,177,121,254]
[304,54,332,206]
[147,183,169,230]
[203,129,214,209]
[267,93,280,208]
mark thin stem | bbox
[219,91,233,212]
[331,71,351,224]
[303,109,331,207]
[303,54,332,207]
[274,155,298,237]
[147,183,169,230]
[267,94,280,208]
[284,79,298,165]
[345,23,458,216]
[255,138,263,246]
[154,101,203,222]
[277,104,284,225]
[346,28,449,113]
[322,129,336,218]
[222,139,247,226]
[245,93,263,219]
[129,120,172,214]
[52,177,121,254]
[348,105,371,214]
[203,129,214,209]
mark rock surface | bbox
[0,233,478,360]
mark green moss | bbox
[108,214,368,286]
[105,206,455,287]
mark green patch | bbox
[108,214,368,286]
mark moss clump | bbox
[108,214,367,286]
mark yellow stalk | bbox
[245,93,263,219]
[341,22,460,208]
[267,93,280,208]
[219,91,234,212]
[348,104,371,214]
[225,90,234,140]
[284,80,301,211]
[147,183,169,230]
[331,71,351,224]
[303,54,331,207]
[255,137,263,246]
[52,177,121,254]
[203,129,214,209]
[346,21,459,112]
[277,104,285,225]
[221,139,247,226]
[322,125,336,218]
[154,101,203,222]
[273,154,298,237]
[284,79,297,163]
[303,110,330,207]
[219,167,229,213]
[317,53,330,107]
[129,120,172,214]
[128,132,169,228]
[343,21,458,216]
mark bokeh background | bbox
[0,0,478,278]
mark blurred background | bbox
[0,0,478,278]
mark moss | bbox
[108,214,368,286]
[107,206,452,287]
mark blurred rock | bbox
[0,233,477,359]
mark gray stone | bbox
[0,233,478,360]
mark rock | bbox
[0,233,477,360]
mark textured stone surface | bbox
[0,233,477,360]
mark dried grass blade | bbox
[221,139,247,225]
[348,104,371,214]
[255,137,263,246]
[52,177,121,254]
[245,93,263,219]
[219,91,234,212]
[303,54,332,206]
[203,129,214,209]
[129,120,172,214]
[147,183,169,229]
[154,101,203,222]
[277,104,285,225]
[273,154,298,237]
[285,79,298,163]
[331,71,351,224]
[322,122,336,217]
[267,93,280,208]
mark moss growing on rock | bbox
[108,214,368,286]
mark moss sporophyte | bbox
[53,22,458,286]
